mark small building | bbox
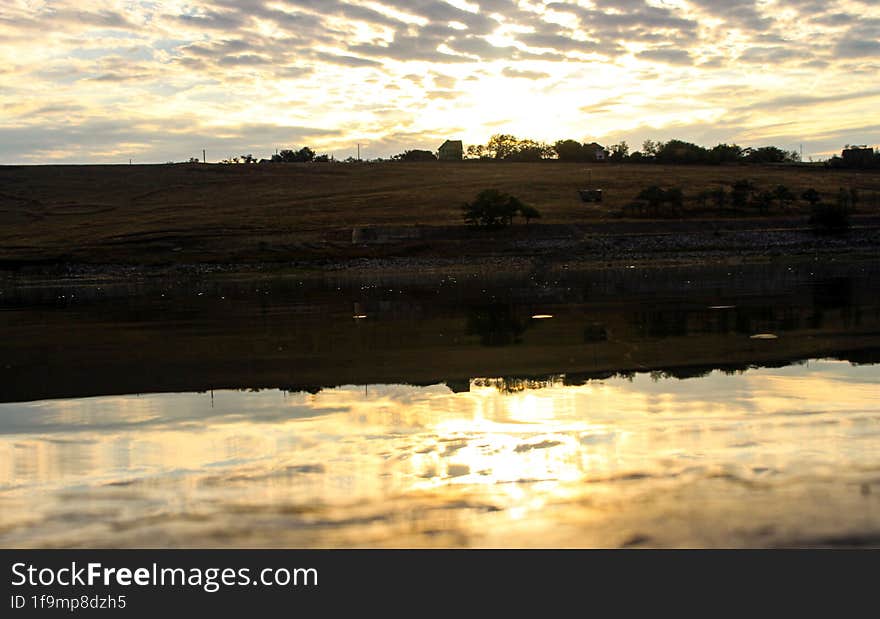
[842,146,874,167]
[583,142,608,161]
[438,140,463,161]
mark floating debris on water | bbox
[750,333,779,340]
[353,314,368,319]
[531,314,554,319]
[709,305,736,310]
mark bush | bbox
[730,179,755,209]
[519,204,541,224]
[809,202,851,234]
[801,188,821,206]
[635,185,683,216]
[393,149,437,162]
[462,189,540,228]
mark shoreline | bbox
[2,214,878,286]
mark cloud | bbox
[0,0,877,162]
[636,48,693,65]
[501,67,550,80]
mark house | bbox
[583,142,608,161]
[842,146,874,167]
[438,140,463,161]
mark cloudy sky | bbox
[0,0,878,163]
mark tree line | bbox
[220,147,333,164]
[460,135,801,165]
[212,136,877,167]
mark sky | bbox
[0,0,878,164]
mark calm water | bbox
[1,261,879,547]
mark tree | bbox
[393,149,437,161]
[466,144,486,159]
[655,140,709,164]
[273,147,316,163]
[554,139,586,162]
[609,141,629,161]
[519,204,541,224]
[505,139,549,161]
[486,134,521,160]
[709,143,743,164]
[642,140,663,158]
[294,146,315,162]
[636,185,667,215]
[462,189,540,228]
[744,146,798,164]
[477,134,553,161]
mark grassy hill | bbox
[1,161,878,267]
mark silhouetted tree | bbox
[462,189,540,227]
[609,141,629,161]
[519,204,541,224]
[273,147,316,163]
[655,140,709,164]
[642,140,662,158]
[554,139,586,162]
[486,134,521,159]
[393,149,437,161]
[709,143,743,164]
[466,144,487,159]
[744,146,798,164]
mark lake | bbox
[1,260,878,547]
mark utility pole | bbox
[203,149,206,163]
[357,143,361,161]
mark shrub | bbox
[730,179,755,209]
[635,185,683,216]
[801,188,821,206]
[709,187,727,210]
[753,190,774,214]
[774,185,796,210]
[462,189,540,228]
[519,204,541,224]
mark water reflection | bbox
[2,262,879,547]
[0,360,877,548]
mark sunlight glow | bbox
[0,0,877,162]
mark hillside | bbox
[1,161,878,268]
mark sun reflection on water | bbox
[0,360,878,547]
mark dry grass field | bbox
[1,161,878,266]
